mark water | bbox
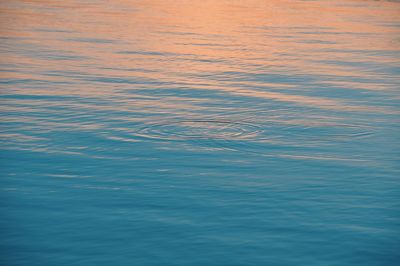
[1,0,399,265]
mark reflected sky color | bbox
[1,1,400,265]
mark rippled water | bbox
[1,0,400,265]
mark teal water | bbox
[1,1,400,265]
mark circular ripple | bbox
[108,116,374,161]
[134,119,263,141]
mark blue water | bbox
[1,1,400,265]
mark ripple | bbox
[133,119,263,141]
[107,116,374,161]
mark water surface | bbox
[1,1,400,265]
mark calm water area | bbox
[1,1,400,265]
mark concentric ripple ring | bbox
[133,119,263,141]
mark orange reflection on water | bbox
[1,0,399,114]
